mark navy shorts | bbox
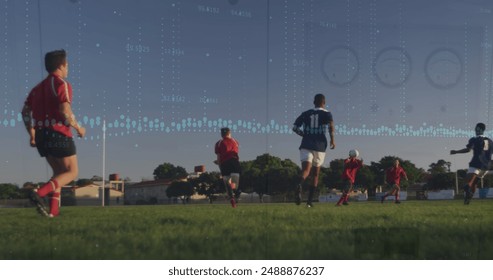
[220,158,241,176]
[35,128,76,158]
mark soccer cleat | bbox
[230,198,237,208]
[29,190,49,217]
[295,184,302,205]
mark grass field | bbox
[1,200,493,260]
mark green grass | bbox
[1,200,493,260]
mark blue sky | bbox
[2,0,493,186]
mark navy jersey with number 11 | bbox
[293,108,333,152]
[467,135,493,169]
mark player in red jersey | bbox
[381,159,408,204]
[336,151,363,206]
[21,49,86,217]
[214,127,241,208]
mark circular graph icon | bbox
[425,48,463,89]
[373,47,412,88]
[321,46,359,87]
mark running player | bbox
[381,159,408,204]
[293,93,335,207]
[214,127,241,208]
[21,49,86,217]
[336,151,363,206]
[450,122,493,204]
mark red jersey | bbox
[386,166,407,186]
[24,73,73,137]
[342,158,363,184]
[215,137,239,164]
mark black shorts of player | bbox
[35,128,77,158]
[219,158,241,176]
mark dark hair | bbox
[45,49,67,73]
[476,122,486,131]
[221,127,230,137]
[313,93,325,107]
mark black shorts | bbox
[35,128,76,158]
[220,158,241,176]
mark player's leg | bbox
[464,169,478,204]
[306,165,320,207]
[343,184,353,205]
[222,175,236,208]
[394,185,401,203]
[296,149,313,205]
[336,181,349,206]
[469,170,487,203]
[230,173,240,200]
[306,151,326,207]
[381,184,390,203]
[47,155,79,216]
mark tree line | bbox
[2,154,492,202]
[152,154,493,203]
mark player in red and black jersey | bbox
[336,152,363,206]
[215,127,241,208]
[381,159,408,204]
[293,93,335,207]
[451,122,493,204]
[21,49,85,217]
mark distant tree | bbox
[190,172,223,203]
[90,175,103,181]
[166,181,194,204]
[240,154,300,201]
[76,178,93,187]
[425,172,456,191]
[0,183,20,199]
[323,159,345,190]
[425,159,456,190]
[428,159,451,174]
[153,163,187,180]
[356,165,376,192]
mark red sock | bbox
[38,179,59,197]
[336,194,345,205]
[50,192,60,216]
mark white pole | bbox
[102,120,106,207]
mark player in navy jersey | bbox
[451,123,493,204]
[293,93,335,207]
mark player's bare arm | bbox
[60,102,85,137]
[21,104,36,147]
[328,120,335,149]
[450,148,471,155]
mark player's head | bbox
[313,94,325,108]
[220,127,231,138]
[45,49,68,76]
[393,159,400,167]
[475,122,486,135]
